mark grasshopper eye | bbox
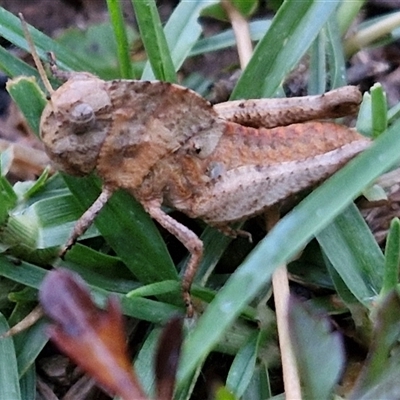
[70,103,95,125]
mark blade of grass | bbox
[316,203,384,306]
[231,0,340,99]
[142,0,212,79]
[336,0,366,36]
[14,320,47,378]
[242,364,271,400]
[371,83,388,138]
[0,45,38,79]
[130,0,176,82]
[19,364,36,400]
[134,326,160,398]
[0,313,21,400]
[226,332,262,398]
[308,30,327,94]
[381,218,400,295]
[288,298,344,399]
[106,0,134,79]
[0,7,94,73]
[177,116,400,386]
[325,16,347,88]
[0,256,180,323]
[6,76,47,137]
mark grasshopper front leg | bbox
[60,185,115,257]
[143,199,203,318]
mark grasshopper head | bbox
[40,72,112,176]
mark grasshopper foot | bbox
[217,225,253,243]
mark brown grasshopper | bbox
[37,67,370,316]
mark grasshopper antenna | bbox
[18,13,54,96]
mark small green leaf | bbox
[357,91,373,137]
[370,83,388,138]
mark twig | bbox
[0,305,44,338]
[267,208,302,399]
[221,0,253,69]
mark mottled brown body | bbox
[40,73,370,315]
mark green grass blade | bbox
[14,321,47,378]
[0,256,180,323]
[381,218,400,295]
[106,0,134,78]
[0,313,22,400]
[134,326,160,398]
[288,298,344,399]
[316,204,384,305]
[336,0,366,35]
[231,0,341,99]
[242,364,271,400]
[0,7,94,72]
[178,116,400,386]
[19,365,36,400]
[308,31,327,94]
[371,83,388,137]
[325,17,347,88]
[0,45,38,78]
[131,0,176,82]
[226,332,260,398]
[142,0,212,79]
[6,76,47,137]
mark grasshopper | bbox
[38,70,369,316]
[18,14,370,317]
